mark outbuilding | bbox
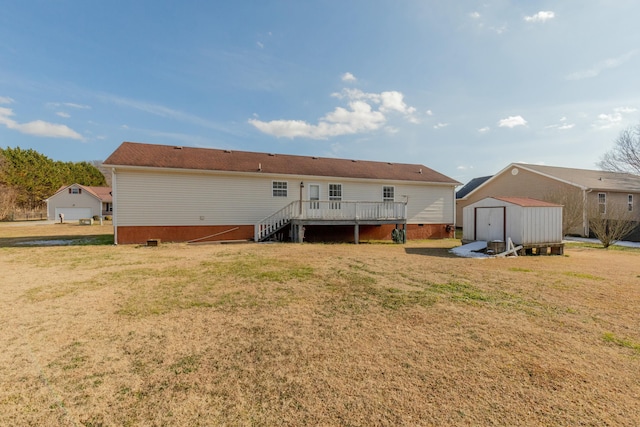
[462,196,563,255]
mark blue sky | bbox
[1,1,639,186]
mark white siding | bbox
[47,188,102,220]
[463,197,562,245]
[114,169,455,226]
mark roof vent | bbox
[388,162,393,165]
[419,168,423,174]
[351,160,357,162]
[599,177,603,181]
[224,149,232,153]
[312,156,318,159]
[258,163,262,171]
[174,146,183,150]
[268,153,276,156]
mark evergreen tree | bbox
[0,146,107,211]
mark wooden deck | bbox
[255,201,407,243]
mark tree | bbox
[545,186,585,237]
[598,123,640,175]
[587,198,637,248]
[0,146,107,212]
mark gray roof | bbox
[520,163,640,192]
[456,175,492,199]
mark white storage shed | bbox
[462,196,563,246]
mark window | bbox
[598,193,606,214]
[272,181,288,197]
[383,186,394,202]
[629,195,634,212]
[69,187,81,194]
[329,183,342,209]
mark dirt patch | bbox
[1,223,639,425]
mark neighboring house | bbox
[456,163,640,238]
[46,184,113,221]
[103,142,460,244]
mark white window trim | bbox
[272,180,288,198]
[598,192,606,214]
[629,194,634,212]
[383,185,395,202]
[328,183,342,200]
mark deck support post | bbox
[354,223,359,244]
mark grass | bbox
[1,223,640,425]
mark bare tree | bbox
[588,199,637,248]
[545,186,585,237]
[598,123,640,175]
[0,184,17,220]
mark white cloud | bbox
[469,12,481,19]
[257,41,264,49]
[341,72,357,82]
[558,123,575,130]
[566,50,638,80]
[524,11,555,23]
[379,91,416,115]
[546,117,575,130]
[0,107,83,140]
[56,111,70,118]
[426,109,433,116]
[614,106,637,114]
[478,126,490,133]
[0,96,14,104]
[47,102,91,110]
[591,106,637,130]
[433,122,449,129]
[498,115,527,128]
[98,93,228,132]
[253,86,419,139]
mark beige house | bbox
[456,163,640,238]
[46,184,112,221]
[103,142,460,244]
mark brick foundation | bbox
[115,223,454,245]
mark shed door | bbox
[476,207,504,242]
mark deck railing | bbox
[254,201,407,241]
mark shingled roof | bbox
[492,196,562,208]
[103,142,460,184]
[520,163,640,192]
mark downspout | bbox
[583,189,592,237]
[112,168,117,245]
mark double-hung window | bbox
[598,193,606,214]
[272,181,288,197]
[383,186,394,202]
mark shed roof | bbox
[103,142,460,185]
[491,196,562,207]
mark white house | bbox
[46,184,112,221]
[103,142,460,244]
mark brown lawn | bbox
[1,222,639,426]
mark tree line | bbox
[0,146,106,219]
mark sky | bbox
[1,1,639,186]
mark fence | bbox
[2,211,48,222]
